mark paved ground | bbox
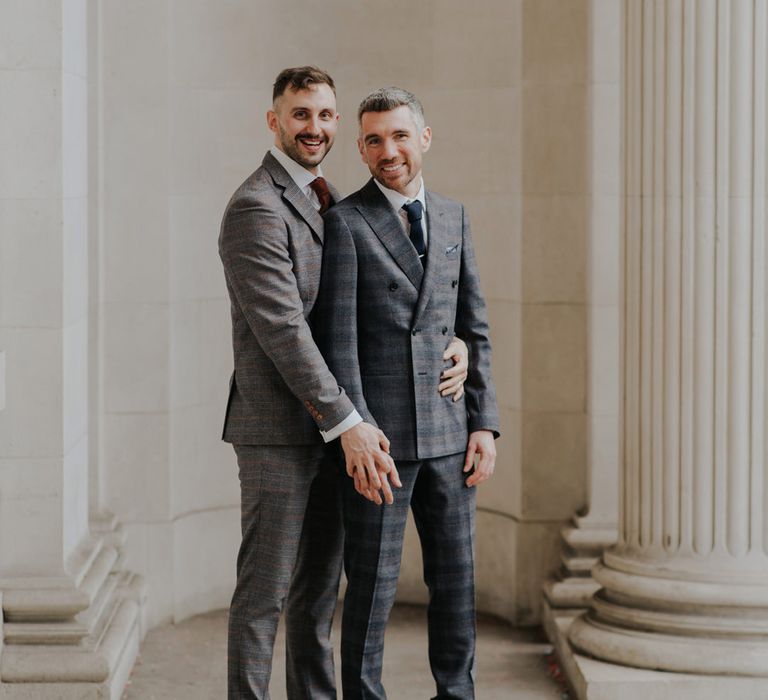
[124,605,569,699]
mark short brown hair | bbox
[272,66,336,102]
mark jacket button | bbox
[389,282,399,291]
[442,326,448,335]
[412,328,419,336]
[452,279,458,288]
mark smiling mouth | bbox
[298,136,324,151]
[381,163,404,174]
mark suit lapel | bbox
[357,179,424,290]
[262,152,325,243]
[413,191,448,325]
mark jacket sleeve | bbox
[455,205,501,437]
[218,196,355,431]
[312,209,378,427]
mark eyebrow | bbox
[364,129,411,142]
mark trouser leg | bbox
[285,449,344,699]
[340,461,418,700]
[411,453,477,700]
[227,444,324,700]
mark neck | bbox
[273,142,319,175]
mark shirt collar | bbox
[373,177,426,214]
[270,145,322,191]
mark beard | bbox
[277,124,332,169]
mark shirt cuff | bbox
[320,409,363,443]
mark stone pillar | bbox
[570,0,768,677]
[0,2,143,697]
[543,0,621,613]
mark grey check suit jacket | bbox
[313,179,500,461]
[218,152,355,445]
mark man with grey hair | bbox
[314,86,500,699]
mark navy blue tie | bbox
[402,200,426,266]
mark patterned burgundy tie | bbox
[310,176,333,214]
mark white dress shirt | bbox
[269,145,362,441]
[373,177,428,250]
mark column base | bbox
[0,528,147,699]
[543,521,617,609]
[567,557,768,676]
[542,599,768,700]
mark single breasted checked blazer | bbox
[313,179,500,462]
[218,151,355,445]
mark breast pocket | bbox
[444,241,461,260]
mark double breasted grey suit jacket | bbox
[313,179,500,462]
[218,152,355,445]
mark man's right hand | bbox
[340,422,401,505]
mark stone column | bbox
[544,0,621,613]
[570,0,768,676]
[0,3,143,697]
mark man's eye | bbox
[294,111,307,119]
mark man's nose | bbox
[381,139,397,159]
[308,115,321,134]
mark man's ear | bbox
[421,126,432,153]
[357,137,366,162]
[267,109,278,134]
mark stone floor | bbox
[123,605,569,699]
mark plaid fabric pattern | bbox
[340,453,477,700]
[228,444,343,699]
[314,180,500,462]
[219,152,353,447]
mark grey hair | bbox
[357,87,426,131]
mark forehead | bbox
[360,105,418,135]
[278,83,336,111]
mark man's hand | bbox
[439,336,468,401]
[340,422,401,504]
[463,430,496,487]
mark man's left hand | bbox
[463,430,496,487]
[439,336,468,401]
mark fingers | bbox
[378,472,394,505]
[365,460,382,490]
[354,468,381,504]
[373,448,396,475]
[465,448,496,488]
[388,462,402,489]
[453,384,465,402]
[463,440,478,473]
[439,376,464,397]
[377,429,391,454]
[440,362,463,378]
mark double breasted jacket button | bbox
[451,279,458,288]
[442,326,448,335]
[389,282,399,291]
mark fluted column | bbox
[570,0,768,675]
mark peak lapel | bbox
[262,152,325,243]
[413,191,448,325]
[357,180,424,290]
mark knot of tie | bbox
[402,200,423,223]
[310,177,333,214]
